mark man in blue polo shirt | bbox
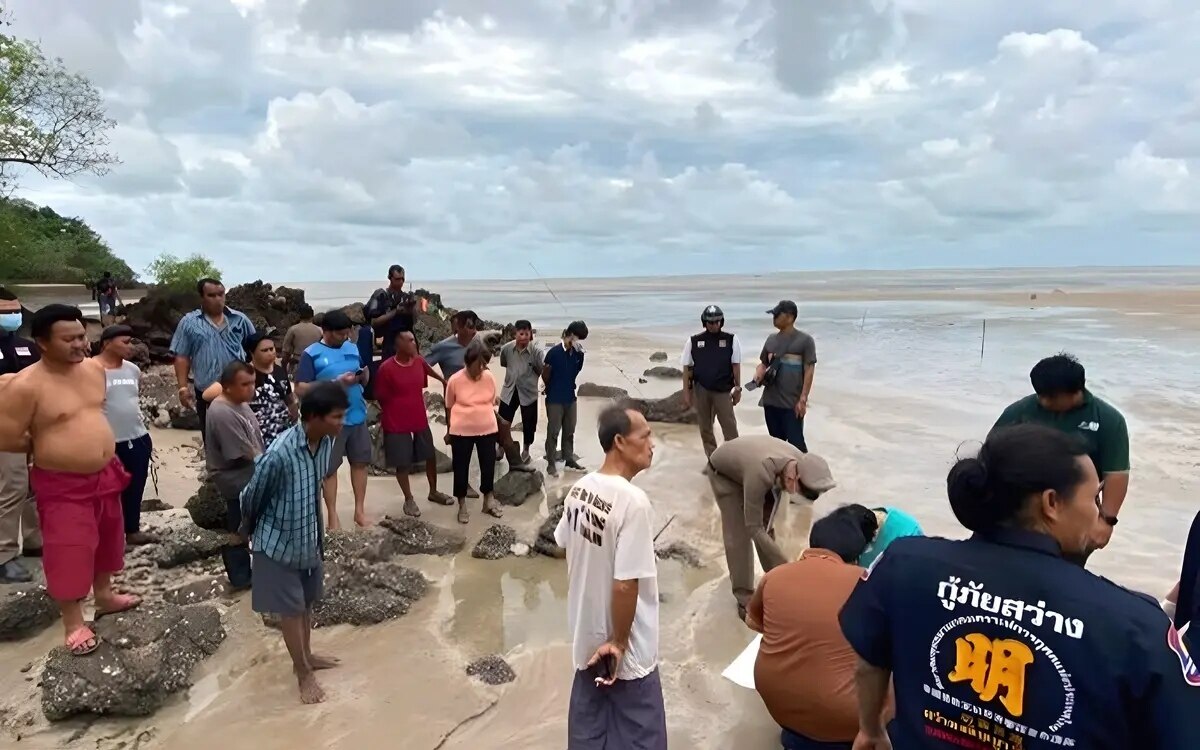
[169,278,255,437]
[543,320,588,477]
[295,310,370,530]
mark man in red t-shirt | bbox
[374,330,454,516]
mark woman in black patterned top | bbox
[242,332,296,446]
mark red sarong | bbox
[30,457,129,601]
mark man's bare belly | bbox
[33,413,115,474]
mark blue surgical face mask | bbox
[0,312,22,332]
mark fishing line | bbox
[527,262,647,397]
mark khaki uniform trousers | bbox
[693,387,738,458]
[0,451,41,565]
[708,469,786,611]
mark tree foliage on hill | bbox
[144,253,221,292]
[0,196,133,283]
[0,8,118,193]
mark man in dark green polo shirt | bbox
[992,353,1129,551]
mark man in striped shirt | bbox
[239,381,348,705]
[170,278,256,436]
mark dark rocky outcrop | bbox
[154,527,229,569]
[379,516,466,556]
[312,560,428,628]
[324,528,403,565]
[162,577,233,606]
[643,366,683,378]
[628,389,697,425]
[0,585,58,642]
[472,525,518,560]
[184,477,225,530]
[533,501,567,558]
[141,496,172,513]
[649,352,668,362]
[493,469,544,507]
[120,281,309,367]
[656,542,704,568]
[466,655,516,685]
[577,382,629,399]
[41,604,225,721]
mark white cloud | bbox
[3,0,1199,280]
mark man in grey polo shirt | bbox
[206,361,264,588]
[498,320,543,464]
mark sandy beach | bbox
[1,270,1197,749]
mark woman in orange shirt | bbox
[445,339,502,523]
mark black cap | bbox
[99,324,133,343]
[321,309,353,331]
[767,300,798,317]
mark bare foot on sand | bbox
[309,654,341,670]
[297,671,326,704]
[327,515,341,531]
[403,498,421,517]
[354,510,368,527]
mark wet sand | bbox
[1,283,1197,748]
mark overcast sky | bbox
[9,0,1200,282]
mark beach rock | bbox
[466,655,516,685]
[154,527,229,569]
[184,477,226,530]
[141,496,171,513]
[41,603,225,721]
[162,577,232,606]
[656,542,704,568]
[649,352,668,362]
[533,502,566,558]
[0,586,58,641]
[324,528,402,565]
[425,391,446,411]
[379,516,466,556]
[312,560,428,627]
[341,301,367,325]
[472,525,518,560]
[493,469,544,507]
[577,382,629,399]
[121,281,309,366]
[627,389,697,425]
[643,366,683,378]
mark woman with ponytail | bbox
[837,424,1196,750]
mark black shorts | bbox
[498,392,521,424]
[383,427,434,469]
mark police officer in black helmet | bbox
[682,305,743,459]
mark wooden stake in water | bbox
[980,319,987,362]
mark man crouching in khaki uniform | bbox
[707,434,836,620]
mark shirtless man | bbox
[0,304,140,655]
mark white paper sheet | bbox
[721,634,761,690]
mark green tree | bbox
[0,9,118,192]
[0,196,134,283]
[145,253,221,291]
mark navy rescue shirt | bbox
[840,529,1200,749]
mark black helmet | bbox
[701,305,724,325]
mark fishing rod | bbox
[527,261,647,397]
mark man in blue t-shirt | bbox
[295,309,371,530]
[542,320,588,477]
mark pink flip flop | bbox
[66,626,101,656]
[94,593,142,620]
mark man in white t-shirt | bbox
[554,404,665,750]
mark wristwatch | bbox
[1102,514,1118,527]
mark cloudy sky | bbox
[9,0,1200,282]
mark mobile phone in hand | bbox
[593,653,616,682]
